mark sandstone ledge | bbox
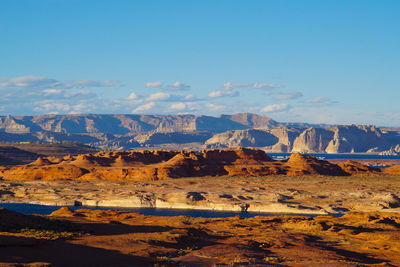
[2,174,400,215]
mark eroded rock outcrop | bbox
[325,125,388,153]
[291,127,333,153]
[134,131,212,145]
[1,114,400,153]
[379,144,400,155]
[205,124,400,154]
[204,129,278,149]
[285,153,348,176]
[0,113,278,135]
[338,160,382,175]
[0,148,391,181]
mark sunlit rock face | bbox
[0,148,394,182]
[1,114,400,153]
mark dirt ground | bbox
[0,207,400,266]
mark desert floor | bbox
[0,206,400,266]
[1,174,400,266]
[1,174,400,214]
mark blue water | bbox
[267,153,400,160]
[0,203,334,218]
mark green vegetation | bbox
[19,227,81,240]
[177,246,198,256]
[264,256,293,263]
[0,217,85,240]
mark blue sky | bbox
[0,0,399,126]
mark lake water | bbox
[0,202,336,218]
[267,153,400,160]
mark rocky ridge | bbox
[0,113,278,134]
[207,124,400,154]
[0,148,397,182]
[1,113,400,153]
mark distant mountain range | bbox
[0,113,399,154]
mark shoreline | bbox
[0,200,331,216]
[1,175,400,217]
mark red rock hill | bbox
[0,148,394,181]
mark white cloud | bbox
[206,103,226,112]
[274,91,303,100]
[0,76,58,88]
[208,83,238,98]
[132,102,156,113]
[121,92,196,104]
[261,103,291,113]
[208,90,237,98]
[146,81,163,88]
[69,102,96,114]
[0,76,117,90]
[126,92,138,100]
[62,79,117,89]
[168,102,199,112]
[307,97,329,103]
[33,99,97,114]
[146,81,191,91]
[146,92,171,101]
[208,82,283,98]
[307,97,337,104]
[169,102,187,110]
[224,82,283,90]
[163,82,191,91]
[184,94,196,100]
[42,89,62,95]
[252,83,282,89]
[64,90,94,98]
[34,101,71,113]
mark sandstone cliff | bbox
[379,144,400,155]
[325,125,388,153]
[291,127,333,153]
[0,113,278,135]
[264,126,301,152]
[134,131,212,146]
[204,129,278,149]
[205,124,400,154]
[1,114,399,153]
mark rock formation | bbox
[325,125,388,153]
[0,142,97,165]
[0,113,278,135]
[379,144,400,155]
[0,148,395,181]
[0,114,399,153]
[291,127,333,153]
[337,160,382,175]
[204,124,400,154]
[134,131,212,146]
[204,129,278,149]
[264,126,301,152]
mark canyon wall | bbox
[1,113,399,153]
